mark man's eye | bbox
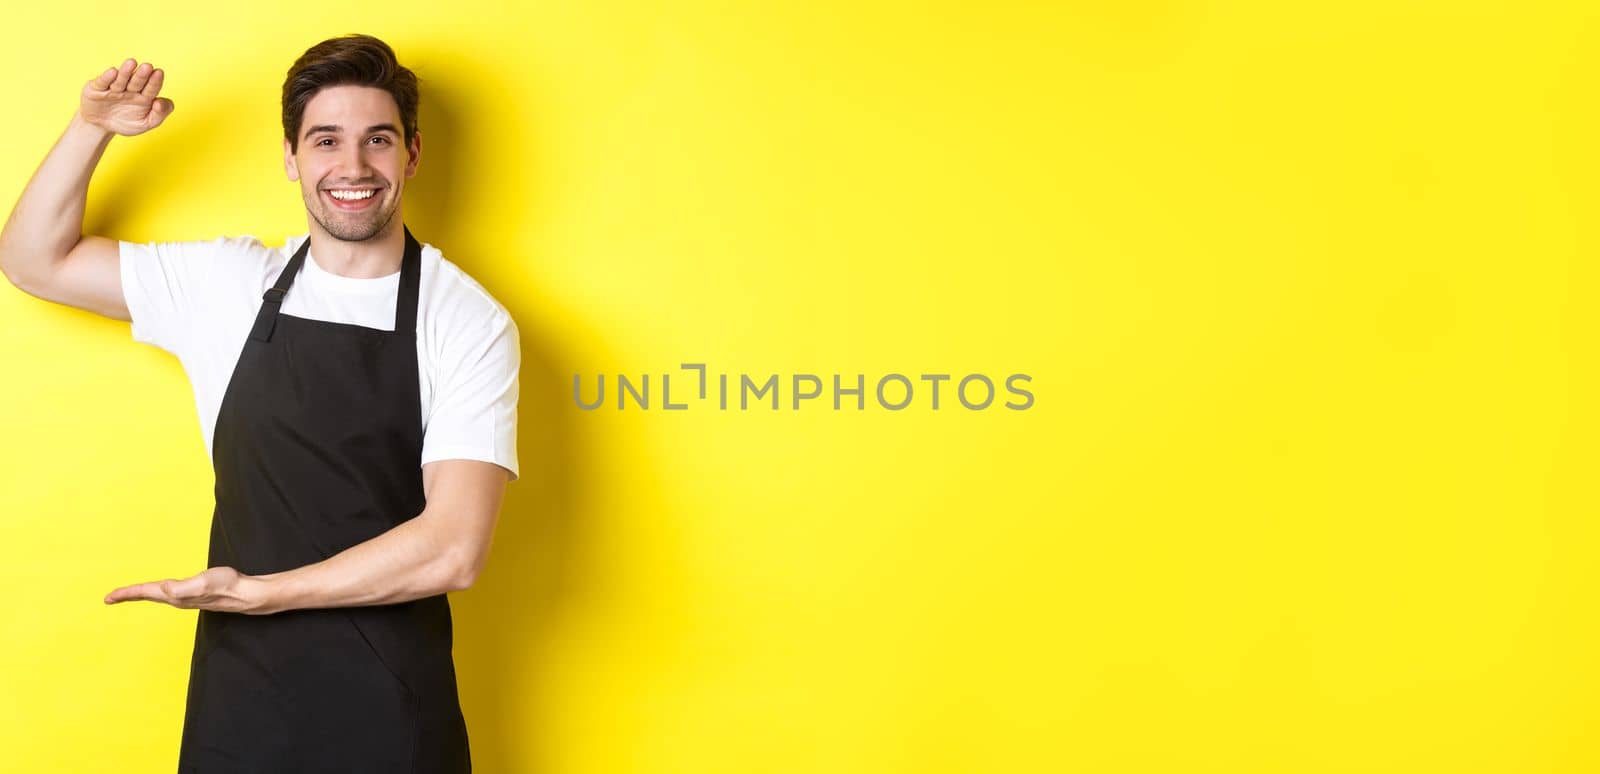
[317,138,333,146]
[370,136,389,145]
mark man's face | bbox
[284,85,420,243]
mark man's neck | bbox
[305,221,405,278]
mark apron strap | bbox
[395,226,422,336]
[249,235,311,343]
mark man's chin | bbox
[313,210,390,242]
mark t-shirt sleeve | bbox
[118,236,237,355]
[421,309,521,482]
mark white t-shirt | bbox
[119,233,520,482]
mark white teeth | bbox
[328,189,376,201]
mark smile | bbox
[323,188,382,210]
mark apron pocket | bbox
[343,608,416,699]
[278,610,417,770]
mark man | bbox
[0,34,516,772]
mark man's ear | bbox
[284,137,299,182]
[405,130,421,179]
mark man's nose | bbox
[337,143,374,177]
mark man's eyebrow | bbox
[302,123,402,139]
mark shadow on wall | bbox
[83,90,257,240]
[410,67,696,769]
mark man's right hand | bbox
[79,58,174,136]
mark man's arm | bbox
[250,459,510,613]
[0,58,174,318]
[104,459,510,613]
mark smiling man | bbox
[0,35,517,772]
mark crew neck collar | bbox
[290,234,402,294]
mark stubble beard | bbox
[307,188,401,243]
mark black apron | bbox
[177,226,471,773]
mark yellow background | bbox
[0,1,1594,771]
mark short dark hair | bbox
[282,34,419,154]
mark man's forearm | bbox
[245,507,471,615]
[0,112,113,285]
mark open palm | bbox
[81,58,174,136]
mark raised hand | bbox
[80,58,175,136]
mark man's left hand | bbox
[104,567,270,614]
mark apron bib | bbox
[177,226,470,773]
